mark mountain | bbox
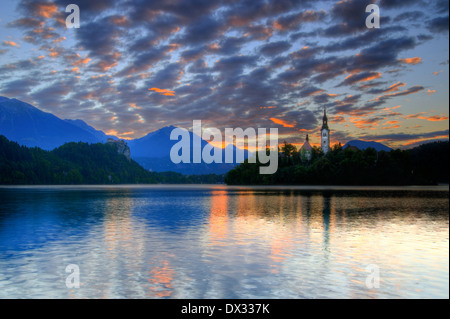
[0,135,158,184]
[128,126,180,158]
[64,119,117,142]
[343,140,392,152]
[129,126,252,175]
[0,96,251,175]
[0,96,116,150]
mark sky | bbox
[0,0,448,149]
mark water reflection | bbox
[0,186,448,299]
[208,191,229,246]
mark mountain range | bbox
[0,96,247,175]
[0,97,110,150]
[1,96,400,175]
[343,140,392,152]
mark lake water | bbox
[0,185,448,299]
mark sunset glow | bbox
[0,0,447,150]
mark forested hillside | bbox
[0,136,224,185]
[225,141,449,186]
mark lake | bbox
[0,185,448,299]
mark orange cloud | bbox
[384,82,406,93]
[427,89,437,95]
[136,114,145,123]
[97,61,118,72]
[270,118,295,128]
[110,15,129,26]
[260,106,277,109]
[72,57,91,66]
[382,105,402,111]
[403,135,450,146]
[167,43,181,52]
[383,120,401,125]
[399,57,422,65]
[33,3,58,19]
[331,115,346,124]
[3,41,19,47]
[149,88,176,96]
[53,36,66,43]
[380,124,402,130]
[343,71,382,85]
[128,103,143,110]
[349,117,381,129]
[424,115,449,122]
[406,113,449,122]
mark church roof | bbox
[301,138,312,152]
[321,108,329,131]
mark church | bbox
[300,108,330,161]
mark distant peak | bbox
[162,125,178,130]
[344,140,392,152]
[154,125,179,134]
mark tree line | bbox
[224,141,449,186]
[0,135,224,185]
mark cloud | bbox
[349,116,384,129]
[26,2,59,19]
[350,37,418,72]
[379,0,421,8]
[367,82,406,94]
[0,78,37,96]
[361,130,449,147]
[427,15,450,33]
[259,41,292,57]
[75,18,123,59]
[1,0,447,141]
[326,0,377,36]
[149,88,176,96]
[54,0,116,13]
[7,17,44,28]
[366,85,425,109]
[2,41,20,47]
[299,86,324,98]
[394,11,425,22]
[406,113,449,122]
[145,63,185,90]
[386,85,424,97]
[339,71,382,86]
[270,118,295,128]
[273,10,326,31]
[176,15,225,45]
[399,57,422,65]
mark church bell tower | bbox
[321,108,330,154]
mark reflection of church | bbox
[300,108,330,161]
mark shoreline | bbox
[1,184,448,191]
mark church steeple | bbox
[322,107,329,131]
[321,107,330,154]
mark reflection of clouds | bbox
[208,190,229,246]
[0,187,448,299]
[103,193,136,256]
[75,190,148,298]
[147,256,175,298]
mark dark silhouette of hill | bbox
[225,141,449,186]
[0,135,224,185]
